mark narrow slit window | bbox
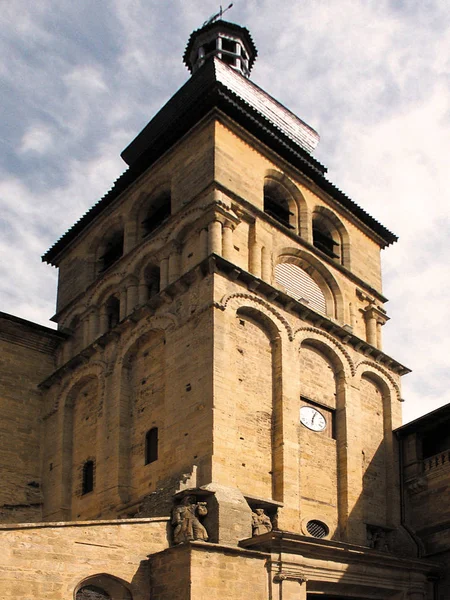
[82,460,94,494]
[145,428,158,464]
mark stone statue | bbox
[367,526,390,552]
[251,508,272,536]
[172,495,208,544]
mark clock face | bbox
[300,406,327,432]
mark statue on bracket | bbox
[172,494,209,544]
[251,508,272,536]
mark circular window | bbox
[306,519,329,538]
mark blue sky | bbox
[1,1,449,423]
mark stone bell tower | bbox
[34,17,436,600]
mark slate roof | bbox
[43,57,397,265]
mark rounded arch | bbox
[264,169,308,237]
[87,216,125,275]
[74,573,132,600]
[129,181,171,223]
[355,360,401,402]
[163,206,205,244]
[117,315,178,366]
[87,273,124,308]
[295,327,354,380]
[312,205,350,268]
[217,292,293,341]
[137,187,172,239]
[276,248,345,321]
[120,327,167,369]
[60,362,106,412]
[237,306,281,343]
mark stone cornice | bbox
[239,530,438,573]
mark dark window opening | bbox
[82,460,94,494]
[203,39,217,56]
[145,266,161,299]
[313,222,339,259]
[142,192,171,237]
[106,296,120,330]
[264,194,293,228]
[100,231,124,272]
[422,423,450,458]
[221,38,236,53]
[221,53,236,67]
[145,428,158,464]
[76,585,110,600]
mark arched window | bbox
[275,262,326,315]
[145,428,158,464]
[99,230,124,272]
[264,179,294,229]
[105,295,120,330]
[142,192,171,237]
[313,218,340,260]
[82,460,94,495]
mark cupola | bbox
[183,19,257,78]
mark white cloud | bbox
[19,124,55,154]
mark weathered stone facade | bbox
[0,18,446,600]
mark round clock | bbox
[300,406,326,432]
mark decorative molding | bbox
[355,359,402,402]
[117,313,178,367]
[294,326,355,376]
[217,292,294,341]
[43,360,106,419]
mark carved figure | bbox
[172,495,208,544]
[251,508,272,536]
[367,526,389,552]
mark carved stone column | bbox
[249,239,262,278]
[168,251,181,284]
[261,246,271,283]
[160,257,169,289]
[363,304,389,349]
[120,288,127,320]
[364,307,377,346]
[138,282,148,305]
[208,220,222,255]
[126,281,138,314]
[89,310,99,341]
[99,305,108,335]
[222,224,234,261]
[82,315,90,347]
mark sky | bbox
[1,1,449,424]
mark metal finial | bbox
[203,3,234,27]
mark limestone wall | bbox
[0,315,60,524]
[0,517,168,600]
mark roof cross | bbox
[203,3,234,26]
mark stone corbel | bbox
[273,572,308,585]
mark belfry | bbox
[1,17,448,600]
